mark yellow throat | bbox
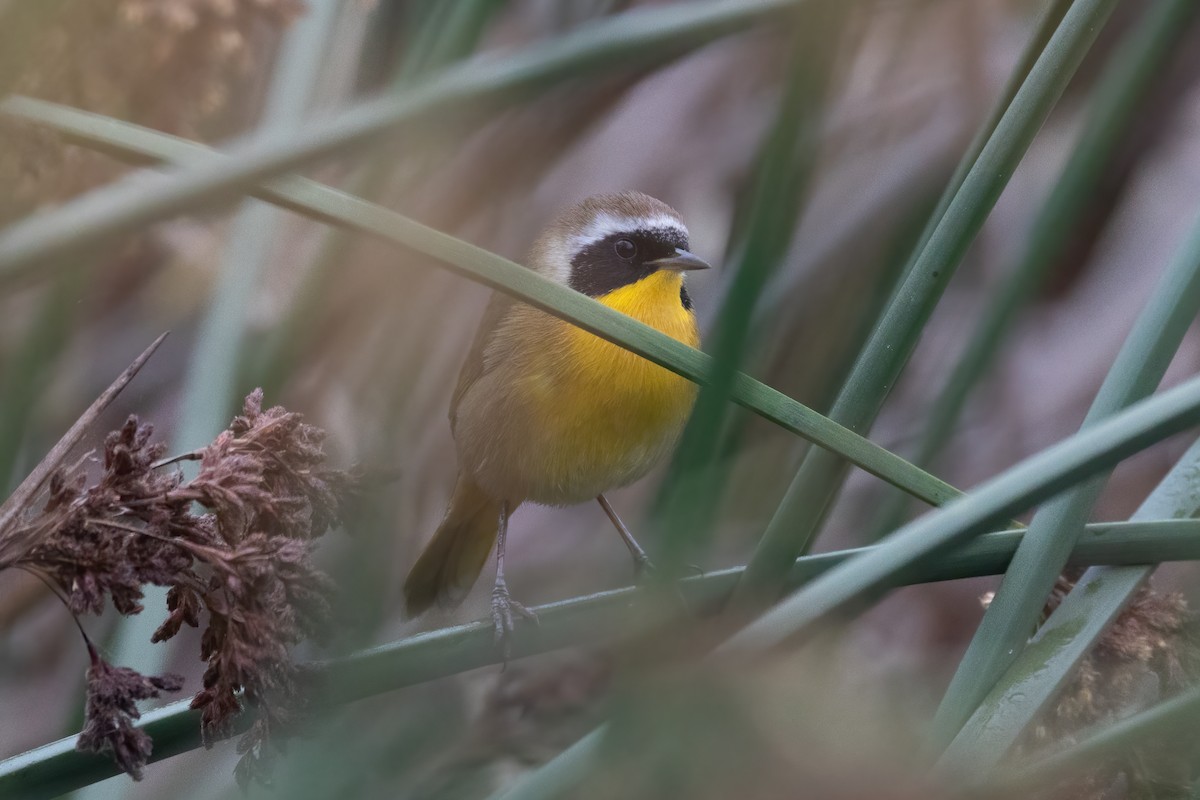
[529,269,700,494]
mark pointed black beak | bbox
[648,248,711,272]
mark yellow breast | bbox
[562,270,699,416]
[519,270,700,504]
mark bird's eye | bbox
[614,238,637,260]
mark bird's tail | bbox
[403,475,500,616]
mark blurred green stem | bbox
[898,0,1072,279]
[6,517,1200,800]
[400,0,502,78]
[489,374,1200,800]
[653,2,843,573]
[869,0,1199,540]
[176,0,343,453]
[0,265,83,493]
[252,0,503,397]
[730,0,1119,611]
[0,0,829,284]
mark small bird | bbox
[402,191,709,645]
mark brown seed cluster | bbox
[2,389,357,783]
[1017,576,1200,798]
[78,643,185,781]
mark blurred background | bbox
[3,0,1200,797]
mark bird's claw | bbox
[491,584,538,663]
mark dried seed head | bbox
[4,389,362,782]
[77,642,184,780]
[1017,576,1200,796]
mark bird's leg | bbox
[491,501,537,660]
[597,494,655,580]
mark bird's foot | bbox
[491,583,538,663]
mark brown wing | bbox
[449,292,518,434]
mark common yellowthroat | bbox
[403,192,709,643]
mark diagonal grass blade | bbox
[0,95,965,513]
[0,0,820,284]
[933,200,1200,744]
[485,373,1200,800]
[869,0,1199,541]
[9,515,1200,799]
[731,0,1121,610]
[938,432,1200,771]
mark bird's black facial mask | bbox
[569,227,690,301]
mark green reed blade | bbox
[897,0,1072,279]
[0,95,965,512]
[486,376,1200,800]
[722,375,1200,654]
[731,0,1120,611]
[6,516,1200,800]
[933,198,1200,745]
[0,0,819,285]
[937,433,1200,773]
[654,2,846,572]
[869,0,1199,541]
[249,0,504,399]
